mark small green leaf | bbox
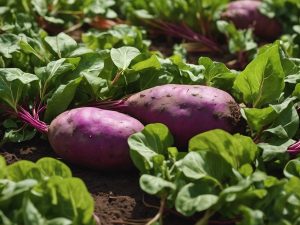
[293,83,300,99]
[175,181,218,216]
[284,158,300,178]
[128,123,174,173]
[110,46,140,70]
[132,55,161,71]
[140,174,176,195]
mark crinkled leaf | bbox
[36,158,72,178]
[7,161,37,181]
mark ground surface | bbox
[0,139,193,225]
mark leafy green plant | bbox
[0,156,96,225]
[128,123,300,225]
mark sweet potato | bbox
[222,0,281,40]
[48,107,144,170]
[96,84,241,148]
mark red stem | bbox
[16,106,49,133]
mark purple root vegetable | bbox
[17,107,144,170]
[222,0,282,40]
[287,141,300,155]
[94,84,241,148]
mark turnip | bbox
[222,0,281,40]
[17,107,144,170]
[95,84,241,148]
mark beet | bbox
[222,0,282,40]
[95,84,241,148]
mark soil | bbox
[0,139,192,225]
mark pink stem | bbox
[17,106,49,133]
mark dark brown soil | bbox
[0,139,191,225]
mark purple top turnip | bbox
[222,0,282,40]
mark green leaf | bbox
[140,174,176,195]
[284,158,300,178]
[258,138,295,161]
[23,198,45,225]
[238,206,264,225]
[233,43,285,107]
[175,181,218,216]
[110,46,140,70]
[36,158,72,178]
[2,128,36,144]
[31,0,47,16]
[217,20,257,54]
[128,123,174,173]
[265,101,299,139]
[243,107,277,132]
[0,33,20,58]
[199,56,236,91]
[44,33,77,58]
[7,161,37,181]
[293,83,300,99]
[180,151,234,184]
[189,129,258,169]
[44,77,82,121]
[132,54,161,71]
[0,156,6,179]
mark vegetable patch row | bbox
[1,0,300,224]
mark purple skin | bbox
[48,107,144,170]
[287,141,300,155]
[96,84,240,149]
[222,0,282,40]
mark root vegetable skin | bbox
[48,107,144,170]
[222,0,282,40]
[96,84,241,148]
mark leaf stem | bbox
[146,196,166,225]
